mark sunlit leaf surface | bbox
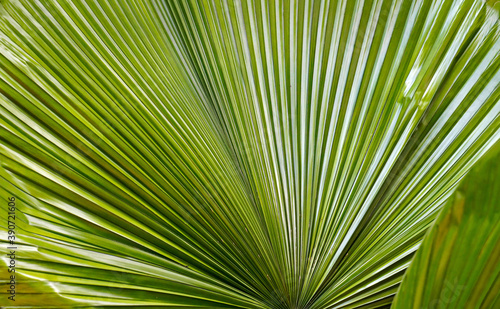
[0,0,499,308]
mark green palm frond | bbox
[0,0,499,308]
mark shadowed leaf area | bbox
[0,0,499,308]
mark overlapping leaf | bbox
[393,141,500,309]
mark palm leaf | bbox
[0,0,499,308]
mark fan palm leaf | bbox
[0,0,499,308]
